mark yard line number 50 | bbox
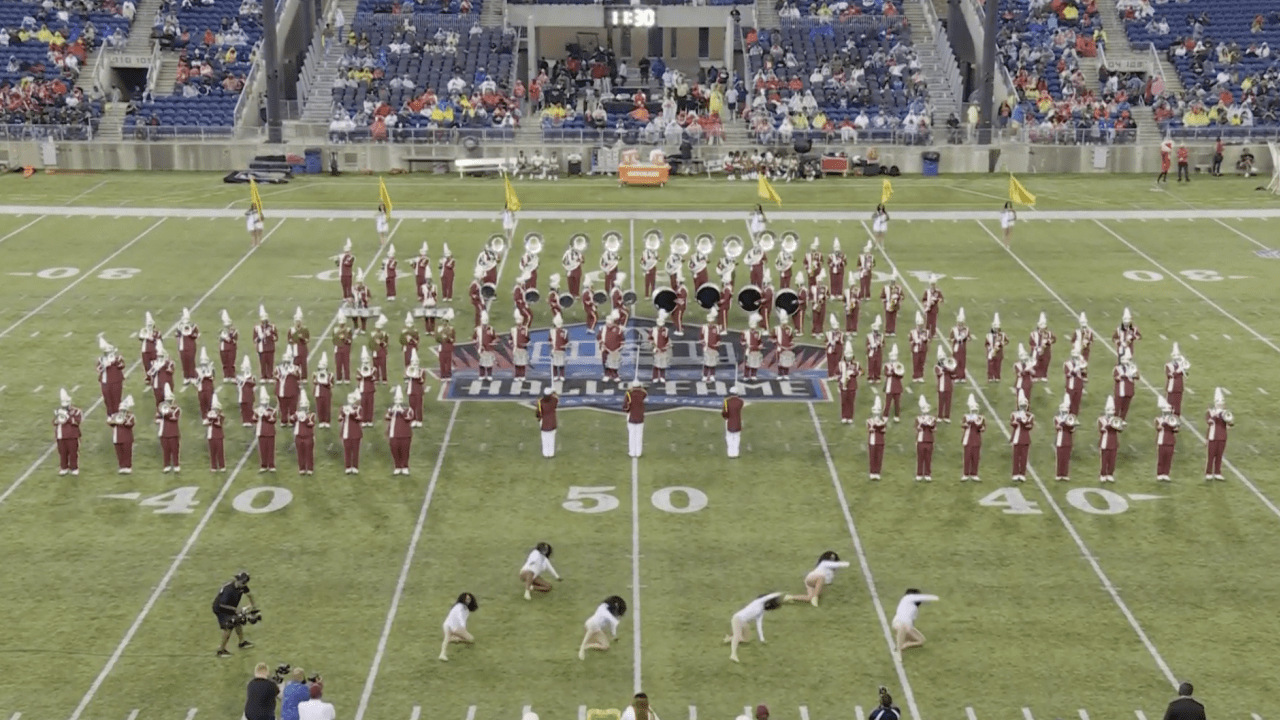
[563,486,708,515]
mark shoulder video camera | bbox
[231,607,262,627]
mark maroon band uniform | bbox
[204,409,226,471]
[54,405,83,473]
[109,408,135,472]
[961,413,985,479]
[255,406,277,471]
[1010,409,1035,480]
[341,403,363,472]
[157,403,181,470]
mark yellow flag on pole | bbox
[758,175,782,206]
[880,178,893,204]
[1009,174,1037,206]
[248,177,264,218]
[503,173,522,212]
[378,177,393,220]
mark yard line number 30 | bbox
[979,487,1131,515]
[563,486,708,514]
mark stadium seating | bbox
[1122,0,1280,137]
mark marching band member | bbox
[743,313,764,381]
[150,342,176,408]
[1205,387,1232,481]
[511,309,531,382]
[399,312,420,371]
[294,390,315,475]
[218,310,238,383]
[622,694,658,720]
[518,238,539,292]
[746,240,766,288]
[386,386,414,476]
[672,280,688,335]
[436,310,456,381]
[960,395,985,481]
[1154,396,1180,482]
[1064,338,1089,415]
[289,307,310,379]
[775,238,795,290]
[598,311,623,382]
[1165,343,1189,416]
[892,589,939,654]
[715,245,737,289]
[726,593,784,663]
[420,270,439,334]
[824,314,843,380]
[314,353,334,428]
[236,355,256,426]
[334,320,354,385]
[536,387,559,458]
[253,305,278,380]
[624,380,647,458]
[985,313,1009,382]
[253,387,278,473]
[1098,396,1125,483]
[547,273,566,325]
[774,311,796,380]
[792,281,808,341]
[701,311,721,384]
[1000,202,1016,246]
[866,315,884,382]
[665,248,684,291]
[1013,343,1033,401]
[716,273,734,333]
[411,242,431,303]
[857,241,876,299]
[382,243,398,301]
[689,240,710,289]
[722,384,745,459]
[949,309,970,382]
[357,347,377,426]
[758,271,775,331]
[108,394,136,474]
[479,242,501,287]
[513,272,534,327]
[405,349,427,427]
[376,204,390,245]
[871,204,890,246]
[352,269,373,332]
[439,593,479,662]
[601,235,621,294]
[582,272,601,332]
[519,543,561,600]
[908,312,929,383]
[274,349,301,425]
[196,348,216,417]
[563,237,585,297]
[923,277,944,339]
[202,391,224,473]
[340,391,363,474]
[138,311,161,385]
[935,347,957,423]
[156,383,181,472]
[641,235,661,298]
[54,388,82,476]
[785,551,851,607]
[1053,394,1078,481]
[579,595,627,660]
[613,272,633,326]
[176,307,200,386]
[439,243,456,301]
[915,395,937,482]
[803,239,823,294]
[748,204,768,240]
[810,273,828,337]
[842,271,861,335]
[883,345,905,422]
[1010,390,1034,483]
[336,238,356,300]
[246,206,264,246]
[1113,349,1139,420]
[1070,312,1093,364]
[828,239,847,296]
[867,395,888,479]
[1113,307,1141,357]
[550,315,570,383]
[1030,312,1056,382]
[881,278,903,336]
[97,336,125,415]
[370,313,391,383]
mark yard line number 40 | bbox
[563,486,708,514]
[133,486,293,514]
[979,487,1132,515]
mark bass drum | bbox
[652,288,678,313]
[737,284,762,312]
[775,288,800,316]
[695,283,721,310]
[558,292,576,309]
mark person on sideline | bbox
[891,588,939,655]
[280,668,312,720]
[244,663,279,720]
[726,592,784,662]
[518,542,561,600]
[868,688,901,720]
[297,683,336,720]
[439,592,479,661]
[784,551,850,606]
[1163,682,1206,720]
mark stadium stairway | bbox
[97,103,127,141]
[753,0,778,34]
[123,0,166,54]
[903,0,960,123]
[479,0,503,29]
[1092,0,1183,96]
[299,0,362,123]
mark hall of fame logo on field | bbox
[443,318,830,413]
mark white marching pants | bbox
[628,422,644,457]
[725,430,741,458]
[541,430,556,458]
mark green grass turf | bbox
[0,173,1278,720]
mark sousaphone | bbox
[669,234,690,258]
[524,233,544,255]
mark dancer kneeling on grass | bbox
[519,542,561,600]
[784,551,851,606]
[891,588,939,655]
[578,595,627,660]
[726,592,784,662]
[439,592,479,661]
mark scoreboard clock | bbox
[606,7,657,28]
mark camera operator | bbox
[212,571,257,657]
[868,687,901,720]
[281,668,316,720]
[298,682,336,720]
[245,663,280,720]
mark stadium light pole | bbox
[977,0,998,145]
[262,0,284,143]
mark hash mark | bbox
[466,706,476,720]
[64,330,73,337]
[410,707,421,720]
[799,707,809,720]
[854,707,864,720]
[126,711,139,720]
[71,385,81,393]
[1159,334,1167,340]
[185,709,198,720]
[10,713,21,720]
[1224,334,1232,340]
[1079,711,1090,720]
[1023,710,1034,720]
[523,707,532,718]
[1260,388,1269,395]
[30,331,39,337]
[33,385,43,393]
[581,707,588,720]
[966,710,978,720]
[1251,715,1263,720]
[1190,334,1198,340]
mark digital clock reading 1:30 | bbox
[609,7,656,27]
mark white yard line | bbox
[874,221,1180,691]
[1212,219,1271,251]
[184,708,198,720]
[125,710,138,720]
[806,403,921,720]
[974,219,1280,523]
[0,218,166,340]
[0,218,287,509]
[0,216,45,245]
[1021,709,1034,720]
[1135,711,1147,720]
[1094,220,1280,355]
[410,706,421,720]
[64,179,112,206]
[630,456,643,694]
[465,706,476,720]
[352,401,463,720]
[965,709,977,720]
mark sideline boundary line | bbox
[869,221,1181,691]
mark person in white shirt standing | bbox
[892,588,939,655]
[578,595,627,660]
[297,683,335,720]
[784,551,851,606]
[725,592,784,662]
[518,542,561,600]
[438,592,479,661]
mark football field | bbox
[1,172,1279,720]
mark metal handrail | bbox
[1147,41,1166,86]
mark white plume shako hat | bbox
[240,355,252,375]
[863,240,873,253]
[936,345,946,362]
[144,311,155,328]
[1078,311,1087,326]
[871,394,883,416]
[393,386,405,406]
[512,308,522,324]
[1037,312,1047,329]
[763,268,773,285]
[199,347,211,365]
[816,270,827,285]
[258,386,270,406]
[914,310,924,326]
[155,340,168,359]
[655,310,668,326]
[918,394,930,414]
[442,242,452,257]
[180,307,192,324]
[1104,395,1116,416]
[872,314,882,331]
[748,312,761,329]
[615,272,628,287]
[1059,393,1070,413]
[283,347,295,364]
[444,308,455,321]
[375,313,388,329]
[98,335,113,354]
[1122,307,1132,324]
[967,394,979,413]
[60,387,72,406]
[991,312,1001,329]
[259,304,269,322]
[318,352,329,371]
[121,395,135,411]
[1071,336,1083,359]
[294,306,304,324]
[163,383,175,403]
[777,309,789,325]
[956,307,966,324]
[630,379,642,389]
[829,312,839,330]
[405,312,414,327]
[1214,387,1226,408]
[409,348,420,369]
[360,346,372,366]
[1159,396,1171,413]
[479,310,490,325]
[549,273,561,288]
[705,310,716,324]
[343,237,353,253]
[1121,347,1134,365]
[846,270,856,289]
[888,344,899,362]
[606,309,620,323]
[1016,389,1028,409]
[1171,342,1183,361]
[832,238,841,252]
[298,389,310,410]
[553,314,564,328]
[221,309,233,326]
[810,237,820,251]
[419,241,429,255]
[387,243,396,258]
[1017,342,1029,362]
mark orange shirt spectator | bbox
[204,29,215,46]
[884,2,897,16]
[788,76,803,92]
[629,106,650,122]
[372,117,387,141]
